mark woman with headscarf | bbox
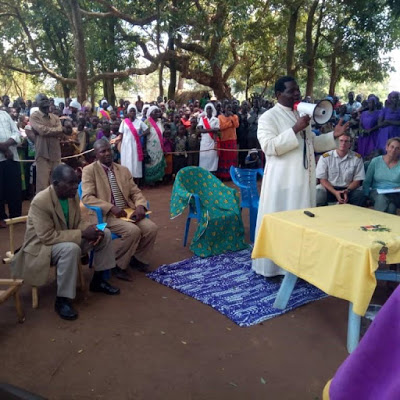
[377,91,400,151]
[358,96,380,157]
[197,103,220,172]
[117,104,149,179]
[98,99,111,121]
[216,102,239,179]
[144,106,166,183]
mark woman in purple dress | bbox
[376,91,400,151]
[358,96,380,157]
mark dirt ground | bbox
[0,182,388,400]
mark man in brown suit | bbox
[11,164,120,320]
[81,140,158,281]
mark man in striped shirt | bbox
[81,140,158,281]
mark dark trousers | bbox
[327,186,366,207]
[0,159,22,220]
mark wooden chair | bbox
[3,216,86,309]
[0,278,25,323]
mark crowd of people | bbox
[1,79,400,319]
[0,88,399,222]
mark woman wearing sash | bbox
[144,106,166,183]
[98,99,111,121]
[117,104,149,179]
[197,103,220,172]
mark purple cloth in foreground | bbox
[328,285,400,400]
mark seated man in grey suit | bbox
[11,164,120,321]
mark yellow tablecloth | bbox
[252,204,400,315]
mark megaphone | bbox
[294,100,333,125]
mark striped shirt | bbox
[101,163,127,208]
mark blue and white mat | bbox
[147,249,328,327]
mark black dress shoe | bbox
[112,266,133,282]
[90,280,120,295]
[130,256,150,272]
[55,297,78,320]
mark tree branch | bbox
[175,36,207,57]
[3,64,44,75]
[223,40,239,81]
[88,0,158,26]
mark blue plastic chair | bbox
[183,193,202,247]
[78,183,119,276]
[229,166,263,242]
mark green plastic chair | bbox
[170,166,248,257]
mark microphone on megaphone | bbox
[294,100,333,125]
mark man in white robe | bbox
[252,76,349,277]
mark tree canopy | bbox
[0,0,399,101]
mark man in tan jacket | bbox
[11,164,120,320]
[81,140,158,281]
[30,93,65,193]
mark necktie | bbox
[106,168,126,209]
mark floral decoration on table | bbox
[360,224,391,232]
[375,241,388,267]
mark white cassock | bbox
[119,118,148,178]
[252,103,336,277]
[197,116,219,172]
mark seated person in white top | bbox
[316,133,366,206]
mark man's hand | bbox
[82,225,104,245]
[293,115,311,133]
[333,119,350,138]
[130,205,146,222]
[334,190,348,204]
[110,206,127,218]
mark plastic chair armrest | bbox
[84,204,104,223]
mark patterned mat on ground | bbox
[147,249,328,327]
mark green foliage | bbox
[0,0,398,99]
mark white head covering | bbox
[142,104,150,114]
[147,105,160,119]
[69,100,81,110]
[127,104,137,113]
[101,99,108,106]
[29,106,40,116]
[107,105,113,112]
[204,102,217,117]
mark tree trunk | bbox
[286,6,300,77]
[62,84,71,101]
[329,55,338,95]
[66,0,88,102]
[158,62,164,98]
[305,0,324,97]
[305,0,318,97]
[103,78,116,106]
[177,73,184,90]
[245,71,250,101]
[167,35,176,100]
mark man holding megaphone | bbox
[252,76,350,278]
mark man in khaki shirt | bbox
[30,93,65,193]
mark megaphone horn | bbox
[294,99,333,125]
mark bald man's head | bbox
[36,93,50,114]
[51,164,79,199]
